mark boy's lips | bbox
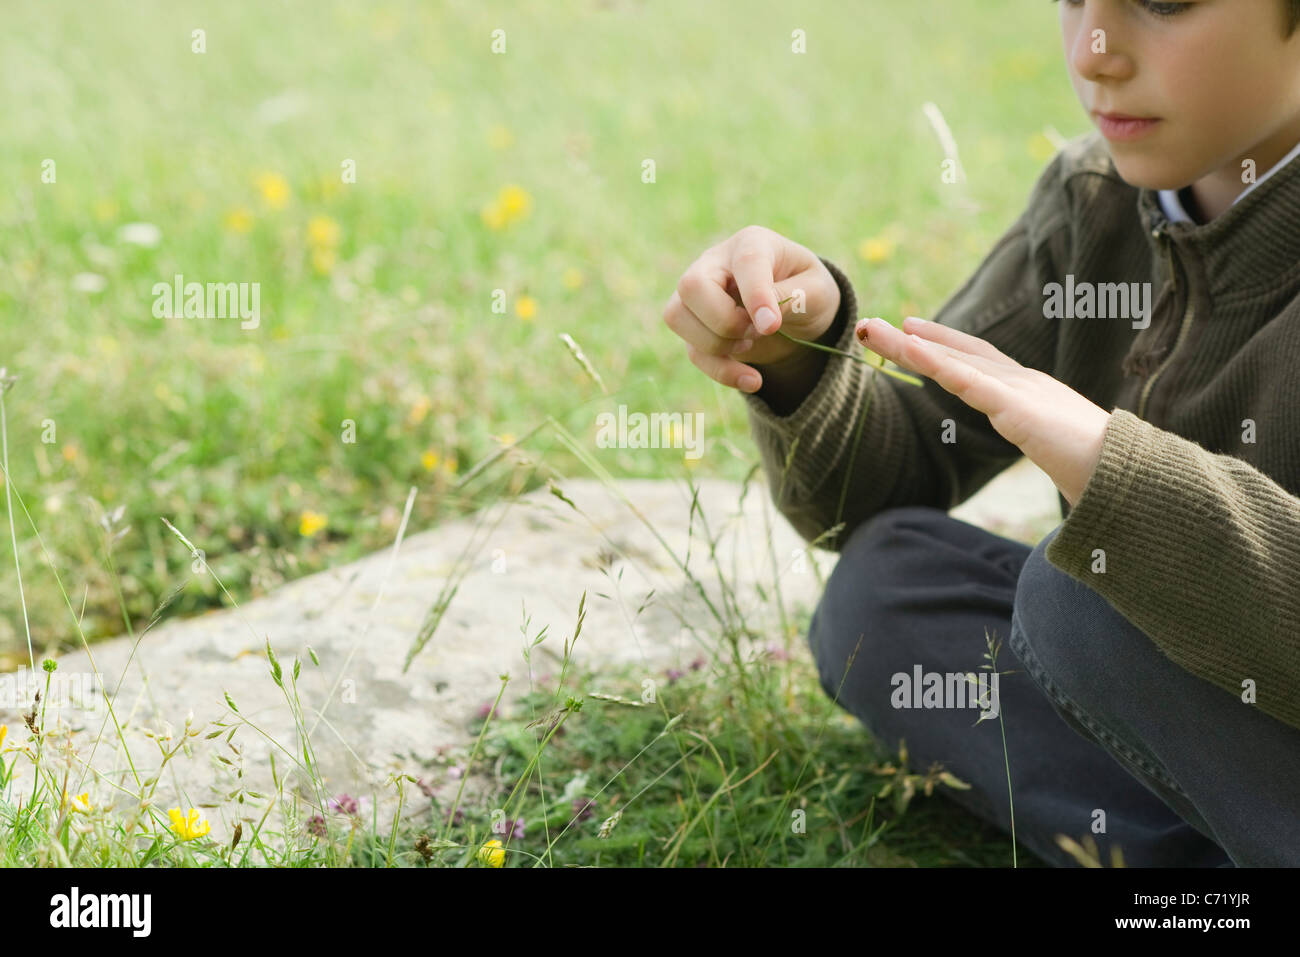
[1092,110,1162,141]
[1094,109,1159,121]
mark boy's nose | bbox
[1066,9,1136,84]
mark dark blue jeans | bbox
[806,506,1300,867]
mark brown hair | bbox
[1288,0,1300,36]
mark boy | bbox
[663,0,1300,866]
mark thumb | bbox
[731,239,783,335]
[750,299,782,336]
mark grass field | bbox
[0,0,1094,866]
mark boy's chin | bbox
[1106,149,1196,193]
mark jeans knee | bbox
[1011,524,1128,708]
[836,506,946,566]
[807,507,947,694]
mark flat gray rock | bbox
[0,476,835,850]
[0,461,1059,854]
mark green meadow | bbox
[0,1,1096,866]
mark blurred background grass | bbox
[0,0,1088,661]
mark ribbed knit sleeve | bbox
[741,151,1074,551]
[1046,407,1300,732]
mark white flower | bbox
[71,272,107,293]
[83,242,115,267]
[117,222,161,247]
[256,90,308,126]
[561,772,590,803]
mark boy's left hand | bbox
[856,315,1111,507]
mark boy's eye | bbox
[1052,0,1193,17]
[1138,0,1192,15]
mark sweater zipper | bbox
[1137,226,1194,421]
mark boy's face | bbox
[1060,0,1300,192]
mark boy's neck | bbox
[1186,114,1300,222]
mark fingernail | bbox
[738,372,761,392]
[754,306,777,334]
[730,338,754,354]
[857,316,888,339]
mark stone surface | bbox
[0,459,1060,852]
[0,476,835,849]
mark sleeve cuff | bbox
[1045,407,1152,578]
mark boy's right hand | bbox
[662,225,842,394]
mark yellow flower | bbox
[316,173,342,199]
[255,171,290,209]
[487,124,513,150]
[498,185,531,219]
[496,432,516,446]
[515,296,537,320]
[0,724,6,750]
[61,789,92,814]
[310,246,337,275]
[480,202,507,231]
[561,268,584,291]
[153,382,185,412]
[298,510,328,537]
[168,807,211,841]
[93,198,119,222]
[858,236,896,264]
[408,395,432,425]
[480,185,532,231]
[1028,131,1058,163]
[478,838,505,867]
[224,208,254,233]
[421,450,440,471]
[60,443,79,463]
[306,215,342,248]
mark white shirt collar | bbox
[1159,136,1300,224]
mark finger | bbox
[729,233,783,335]
[664,291,757,356]
[857,316,977,365]
[676,258,758,340]
[871,326,1014,417]
[899,315,1015,365]
[686,345,763,393]
[914,345,1013,419]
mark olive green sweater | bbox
[743,130,1300,733]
